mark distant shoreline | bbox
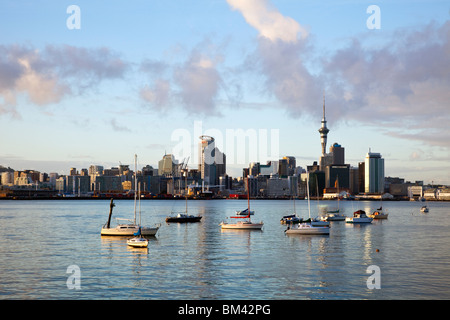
[0,197,447,201]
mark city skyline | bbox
[0,1,449,184]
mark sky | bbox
[0,0,449,185]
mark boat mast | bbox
[185,170,188,214]
[138,182,141,226]
[307,174,311,219]
[134,154,137,224]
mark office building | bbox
[158,154,178,176]
[364,151,385,194]
[198,135,226,186]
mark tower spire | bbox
[318,91,329,156]
[323,91,326,120]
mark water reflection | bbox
[1,199,450,299]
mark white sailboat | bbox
[285,174,330,235]
[220,177,263,230]
[101,155,159,237]
[325,176,346,221]
[127,184,149,248]
[308,176,330,227]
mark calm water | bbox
[0,199,449,300]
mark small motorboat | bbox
[369,207,388,219]
[346,210,373,224]
[420,205,429,213]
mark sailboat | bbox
[280,196,302,224]
[166,168,202,223]
[325,176,346,221]
[127,225,149,248]
[235,208,255,215]
[127,184,149,247]
[307,176,330,227]
[220,177,263,230]
[101,155,160,237]
[285,174,330,235]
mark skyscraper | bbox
[199,135,215,185]
[198,135,226,186]
[364,151,385,194]
[158,154,178,176]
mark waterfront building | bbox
[325,164,350,189]
[266,176,289,197]
[158,154,178,176]
[260,161,278,176]
[198,135,226,186]
[330,143,345,165]
[66,175,90,195]
[88,165,103,176]
[364,151,385,194]
[1,172,14,185]
[278,158,288,178]
[199,135,215,186]
[48,173,58,187]
[56,177,66,193]
[95,175,122,192]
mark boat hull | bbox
[311,220,330,227]
[369,214,388,219]
[325,215,346,221]
[165,216,202,223]
[127,238,149,248]
[345,218,373,223]
[285,225,330,235]
[101,225,159,236]
[220,221,263,230]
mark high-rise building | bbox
[158,154,178,176]
[198,135,226,186]
[330,143,344,165]
[364,151,385,194]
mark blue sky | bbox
[0,0,449,184]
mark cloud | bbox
[322,20,450,147]
[227,0,449,148]
[140,39,225,115]
[110,119,131,133]
[226,0,308,42]
[173,51,222,115]
[0,44,128,116]
[226,0,321,118]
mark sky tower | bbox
[318,93,329,156]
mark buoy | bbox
[376,249,380,252]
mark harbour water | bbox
[0,199,449,300]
